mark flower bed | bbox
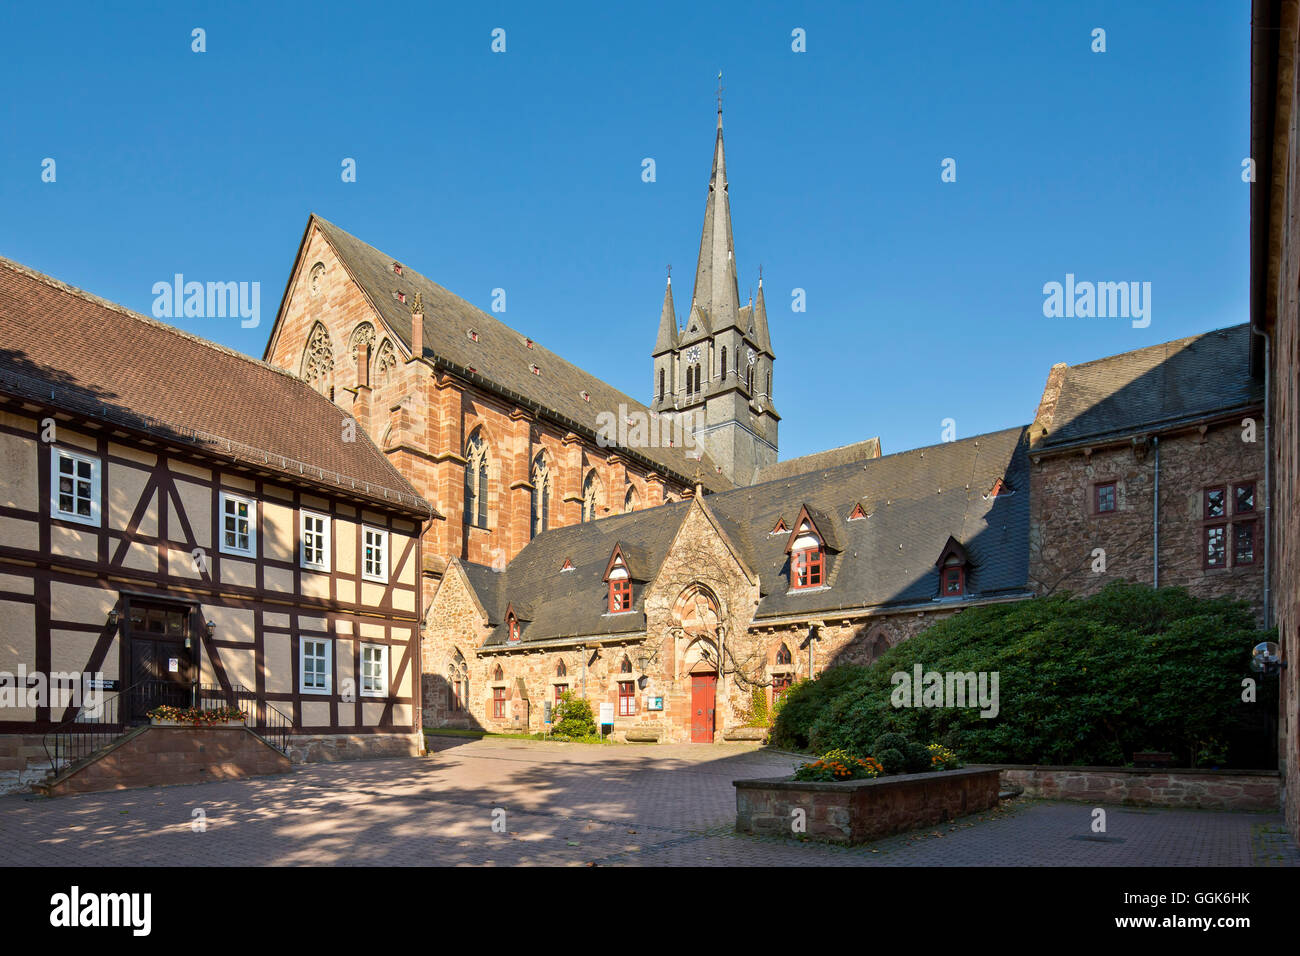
[147,705,247,727]
[735,767,1002,844]
[736,735,995,844]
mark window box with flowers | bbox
[148,705,248,727]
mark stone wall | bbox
[998,765,1281,811]
[285,731,423,764]
[0,734,54,795]
[1029,419,1267,620]
[40,725,291,797]
[735,768,1002,844]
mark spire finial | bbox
[716,70,724,120]
[667,264,672,284]
[758,263,763,286]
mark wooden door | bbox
[690,673,716,743]
[126,604,194,720]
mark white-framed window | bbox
[300,638,332,695]
[219,491,257,556]
[300,510,331,571]
[50,446,101,526]
[362,526,388,582]
[360,643,388,697]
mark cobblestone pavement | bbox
[0,736,1295,866]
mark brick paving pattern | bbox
[0,736,1295,866]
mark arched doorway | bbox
[674,584,722,743]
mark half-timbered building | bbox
[0,257,434,793]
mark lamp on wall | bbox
[206,619,216,633]
[107,609,119,627]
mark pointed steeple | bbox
[690,107,741,334]
[753,271,772,355]
[653,273,677,356]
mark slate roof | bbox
[301,216,731,491]
[753,436,882,483]
[1041,324,1263,448]
[0,256,433,518]
[459,425,1032,646]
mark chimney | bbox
[410,291,424,359]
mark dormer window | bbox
[770,518,788,535]
[942,563,965,596]
[603,545,636,612]
[467,328,480,343]
[784,505,838,591]
[791,537,824,589]
[393,263,403,276]
[506,613,520,643]
[934,536,971,599]
[847,502,868,521]
[608,569,632,612]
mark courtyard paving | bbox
[0,735,1295,866]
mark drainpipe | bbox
[1153,436,1160,588]
[1250,326,1272,628]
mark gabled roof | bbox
[602,541,651,582]
[782,503,843,554]
[1037,324,1263,449]
[279,215,731,492]
[465,425,1033,642]
[0,257,433,518]
[754,436,882,483]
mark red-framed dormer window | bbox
[791,546,823,589]
[507,615,520,642]
[942,564,965,596]
[1094,481,1117,514]
[609,578,632,612]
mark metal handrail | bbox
[41,676,190,775]
[197,684,292,756]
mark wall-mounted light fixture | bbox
[107,609,119,627]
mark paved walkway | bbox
[0,736,1295,866]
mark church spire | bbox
[653,271,677,356]
[690,92,740,335]
[753,270,771,355]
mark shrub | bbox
[552,691,597,740]
[746,686,770,728]
[876,747,907,774]
[770,582,1273,768]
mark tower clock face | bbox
[686,346,701,363]
[746,348,756,366]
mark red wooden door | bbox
[691,673,716,743]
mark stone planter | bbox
[735,767,1001,844]
[150,719,245,728]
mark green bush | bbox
[552,691,598,740]
[770,582,1275,768]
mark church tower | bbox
[651,103,778,486]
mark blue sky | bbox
[0,0,1249,461]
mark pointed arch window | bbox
[658,368,665,402]
[464,429,490,529]
[301,322,335,397]
[686,366,694,397]
[745,365,755,395]
[624,486,640,513]
[447,651,468,712]
[776,643,792,666]
[582,471,603,523]
[557,660,567,679]
[530,452,551,539]
[720,346,728,381]
[374,339,397,388]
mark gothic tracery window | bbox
[582,471,602,523]
[530,452,551,539]
[447,650,468,711]
[350,322,376,372]
[309,262,325,297]
[374,339,397,388]
[301,322,335,396]
[465,429,490,529]
[624,486,640,513]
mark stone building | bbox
[1251,0,1300,842]
[0,258,433,793]
[1028,325,1267,617]
[423,425,1032,742]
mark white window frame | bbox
[50,446,101,527]
[219,491,257,557]
[362,526,389,582]
[360,643,389,697]
[300,509,331,571]
[299,637,333,695]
